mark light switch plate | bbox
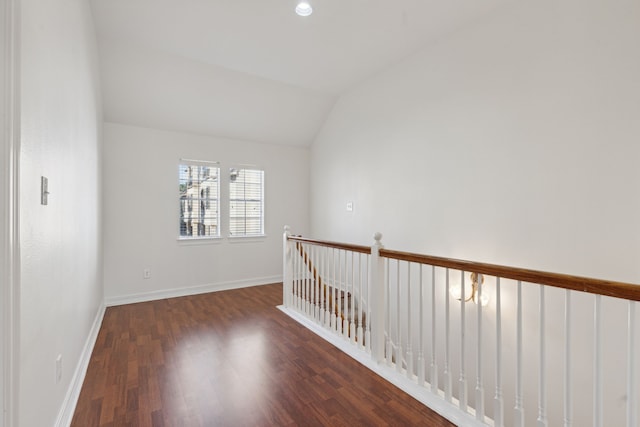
[41,176,49,205]
[346,201,353,212]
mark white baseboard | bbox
[54,302,106,427]
[105,276,282,307]
[277,305,488,427]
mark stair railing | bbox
[283,227,371,348]
[282,227,640,427]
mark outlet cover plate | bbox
[55,354,62,383]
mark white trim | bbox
[179,158,220,166]
[105,275,282,307]
[54,304,106,427]
[227,234,267,242]
[1,0,19,425]
[0,0,6,420]
[278,306,488,427]
[176,236,223,245]
[229,162,259,168]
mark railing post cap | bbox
[284,225,290,233]
[373,232,382,243]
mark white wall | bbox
[103,122,309,303]
[312,1,640,282]
[19,0,103,425]
[310,1,640,426]
[97,41,336,147]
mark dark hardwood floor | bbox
[71,283,455,426]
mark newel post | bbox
[370,232,385,363]
[283,226,292,308]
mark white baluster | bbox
[417,264,425,386]
[316,245,321,322]
[312,245,319,321]
[406,262,414,379]
[476,274,485,422]
[357,253,364,348]
[364,255,371,352]
[350,252,356,344]
[291,242,296,309]
[337,249,342,334]
[444,268,452,402]
[343,250,349,338]
[293,243,298,311]
[324,246,329,325]
[298,244,303,312]
[431,265,438,393]
[564,290,572,427]
[298,243,302,312]
[308,244,313,318]
[339,249,345,335]
[318,245,322,324]
[514,280,524,427]
[628,301,637,427]
[298,243,307,313]
[338,249,342,330]
[460,271,467,412]
[309,245,319,322]
[320,247,331,328]
[324,246,331,327]
[283,226,291,307]
[346,252,351,339]
[396,260,403,374]
[538,286,547,427]
[304,245,312,317]
[494,277,504,427]
[316,245,320,321]
[386,258,393,367]
[337,249,343,335]
[594,294,602,427]
[302,244,306,313]
[331,248,337,331]
[295,243,301,311]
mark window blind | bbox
[229,168,264,236]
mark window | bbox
[229,167,264,236]
[179,162,220,238]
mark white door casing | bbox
[1,0,20,425]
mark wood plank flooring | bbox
[71,283,455,426]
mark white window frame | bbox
[178,160,221,240]
[228,166,265,238]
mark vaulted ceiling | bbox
[90,0,507,146]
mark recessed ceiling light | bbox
[295,2,313,17]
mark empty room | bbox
[2,0,640,426]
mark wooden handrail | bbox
[287,236,371,254]
[287,235,640,302]
[380,248,640,302]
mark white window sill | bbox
[227,234,267,243]
[177,236,223,245]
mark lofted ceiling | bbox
[90,0,507,146]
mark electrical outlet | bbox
[143,268,151,279]
[346,201,354,212]
[55,354,62,384]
